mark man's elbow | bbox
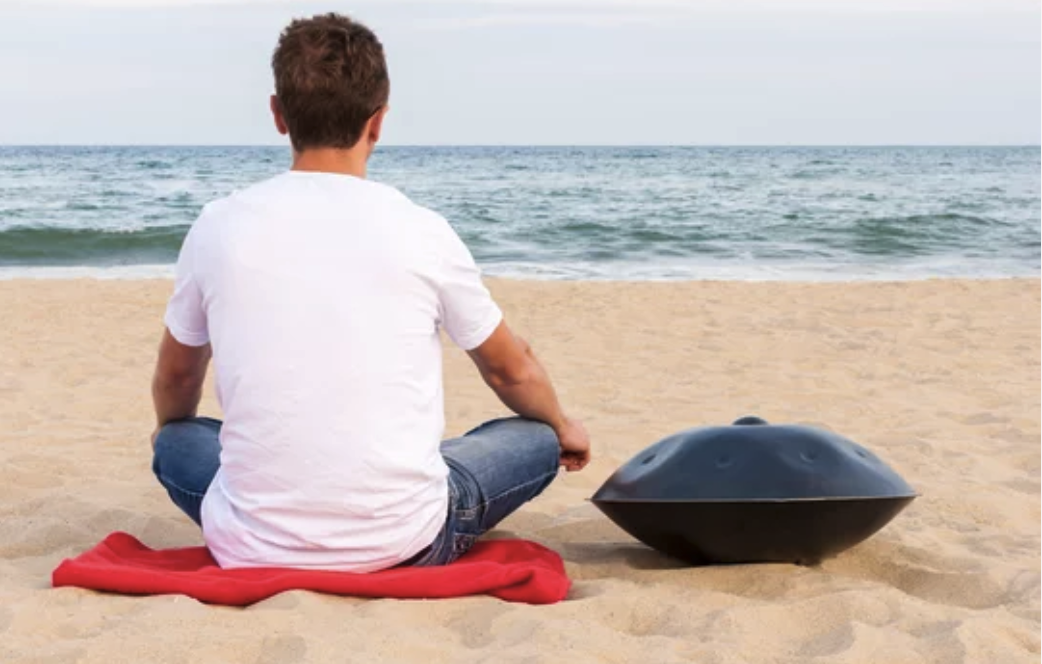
[153,365,206,392]
[484,356,536,389]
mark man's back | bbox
[150,12,588,574]
[165,172,502,571]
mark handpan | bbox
[591,417,916,565]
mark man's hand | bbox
[467,321,591,470]
[555,417,591,472]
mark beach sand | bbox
[0,278,1038,664]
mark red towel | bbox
[52,532,570,605]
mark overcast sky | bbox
[0,0,1038,145]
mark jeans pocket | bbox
[452,532,479,558]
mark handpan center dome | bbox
[591,417,917,565]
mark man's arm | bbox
[151,329,211,444]
[467,321,591,471]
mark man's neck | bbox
[290,147,368,178]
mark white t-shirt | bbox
[164,171,502,572]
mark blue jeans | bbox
[151,417,560,567]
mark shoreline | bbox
[0,270,1038,284]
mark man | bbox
[150,13,590,572]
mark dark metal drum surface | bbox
[591,417,917,565]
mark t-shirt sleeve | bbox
[435,221,503,351]
[164,224,210,347]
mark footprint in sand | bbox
[256,635,308,664]
[828,542,1010,610]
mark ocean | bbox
[0,145,1038,280]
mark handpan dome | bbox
[591,417,916,566]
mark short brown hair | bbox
[271,13,390,151]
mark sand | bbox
[0,277,1038,664]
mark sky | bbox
[0,0,1038,145]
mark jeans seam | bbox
[156,471,207,502]
[461,416,519,437]
[474,469,558,513]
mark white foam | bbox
[0,259,1035,282]
[481,258,1041,282]
[0,264,175,280]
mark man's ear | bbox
[367,106,388,146]
[270,95,289,136]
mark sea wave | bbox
[0,145,1037,279]
[0,225,188,267]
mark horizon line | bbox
[1,143,1039,149]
